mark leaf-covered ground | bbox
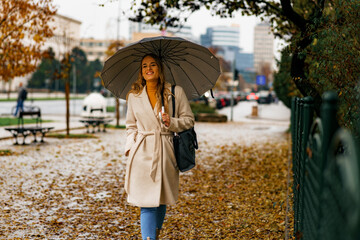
[0,122,293,239]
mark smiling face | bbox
[142,55,160,82]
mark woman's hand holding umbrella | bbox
[161,112,170,127]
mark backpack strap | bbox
[171,85,175,118]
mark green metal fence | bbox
[291,91,360,240]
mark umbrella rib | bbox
[102,54,138,76]
[139,42,157,55]
[162,41,183,57]
[119,67,140,98]
[166,46,186,55]
[183,47,220,72]
[165,47,220,73]
[131,49,151,57]
[161,40,173,54]
[149,40,160,56]
[182,59,215,86]
[164,57,181,66]
[162,60,176,85]
[166,53,219,81]
[181,68,201,97]
[169,61,201,97]
[104,60,138,88]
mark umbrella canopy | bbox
[100,36,221,100]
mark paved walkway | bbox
[218,101,290,122]
[0,113,291,239]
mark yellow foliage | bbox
[312,38,318,46]
[0,0,56,81]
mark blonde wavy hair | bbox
[126,54,171,114]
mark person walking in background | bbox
[124,54,195,240]
[14,82,27,117]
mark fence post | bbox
[291,97,297,162]
[296,97,304,236]
[320,91,338,170]
[292,97,300,235]
[298,96,314,235]
[316,91,339,239]
[292,97,309,237]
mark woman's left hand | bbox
[161,112,171,127]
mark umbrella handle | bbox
[159,111,165,124]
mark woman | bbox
[125,53,195,240]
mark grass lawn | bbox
[106,106,115,112]
[0,149,13,156]
[107,124,126,129]
[0,117,52,127]
[46,133,97,139]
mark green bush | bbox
[190,102,216,115]
[106,106,115,112]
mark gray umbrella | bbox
[100,36,221,100]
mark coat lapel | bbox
[139,86,161,127]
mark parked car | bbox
[236,91,248,102]
[257,90,273,104]
[224,93,238,106]
[198,91,217,109]
[192,95,209,105]
[215,97,226,109]
[246,92,259,101]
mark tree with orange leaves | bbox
[0,0,56,92]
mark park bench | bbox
[79,117,113,133]
[5,106,54,145]
[80,107,113,133]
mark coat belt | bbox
[138,130,173,182]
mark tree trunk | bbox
[7,79,12,99]
[290,36,322,115]
[116,98,120,127]
[65,81,70,135]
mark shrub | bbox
[190,102,216,115]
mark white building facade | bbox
[200,25,241,63]
[129,21,194,42]
[6,14,81,91]
[253,23,274,74]
[46,14,82,59]
[79,39,115,63]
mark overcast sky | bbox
[52,0,283,55]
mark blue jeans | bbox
[14,100,24,116]
[140,205,166,240]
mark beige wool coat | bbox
[124,83,195,207]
